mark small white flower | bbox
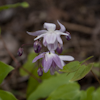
[27,20,69,51]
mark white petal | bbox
[34,34,45,40]
[59,32,69,36]
[45,34,56,44]
[43,36,47,46]
[27,30,47,36]
[44,23,56,31]
[59,55,74,61]
[57,20,66,32]
[60,60,65,66]
[56,35,63,44]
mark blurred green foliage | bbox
[26,56,95,100]
[27,68,51,97]
[61,61,80,73]
[71,63,92,81]
[0,61,14,84]
[28,73,75,100]
[47,83,80,100]
[20,51,37,76]
[0,2,29,11]
[0,90,17,100]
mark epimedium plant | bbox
[18,21,99,100]
[26,20,75,75]
[0,2,100,100]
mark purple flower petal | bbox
[57,20,66,32]
[32,52,45,63]
[27,30,47,36]
[51,61,56,68]
[56,35,63,44]
[56,44,63,54]
[53,54,63,69]
[43,56,52,73]
[43,36,47,46]
[50,63,61,75]
[50,66,55,75]
[44,23,56,31]
[59,55,74,61]
[50,61,57,75]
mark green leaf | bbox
[20,52,37,76]
[94,62,100,67]
[27,68,51,97]
[46,83,81,100]
[92,87,100,100]
[85,87,95,100]
[0,2,29,11]
[71,63,93,81]
[0,61,14,84]
[80,56,93,64]
[0,90,17,100]
[27,73,75,100]
[80,91,87,100]
[61,61,80,73]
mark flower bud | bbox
[17,48,23,56]
[37,67,43,76]
[66,32,71,41]
[56,44,63,54]
[33,40,42,53]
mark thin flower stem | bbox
[91,70,100,85]
[0,34,41,83]
[21,43,33,48]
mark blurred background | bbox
[0,0,100,99]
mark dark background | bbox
[0,0,100,99]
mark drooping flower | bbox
[37,67,43,76]
[17,48,23,56]
[32,52,74,75]
[66,31,71,41]
[56,43,63,54]
[33,40,42,53]
[27,20,70,51]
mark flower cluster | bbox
[18,20,74,76]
